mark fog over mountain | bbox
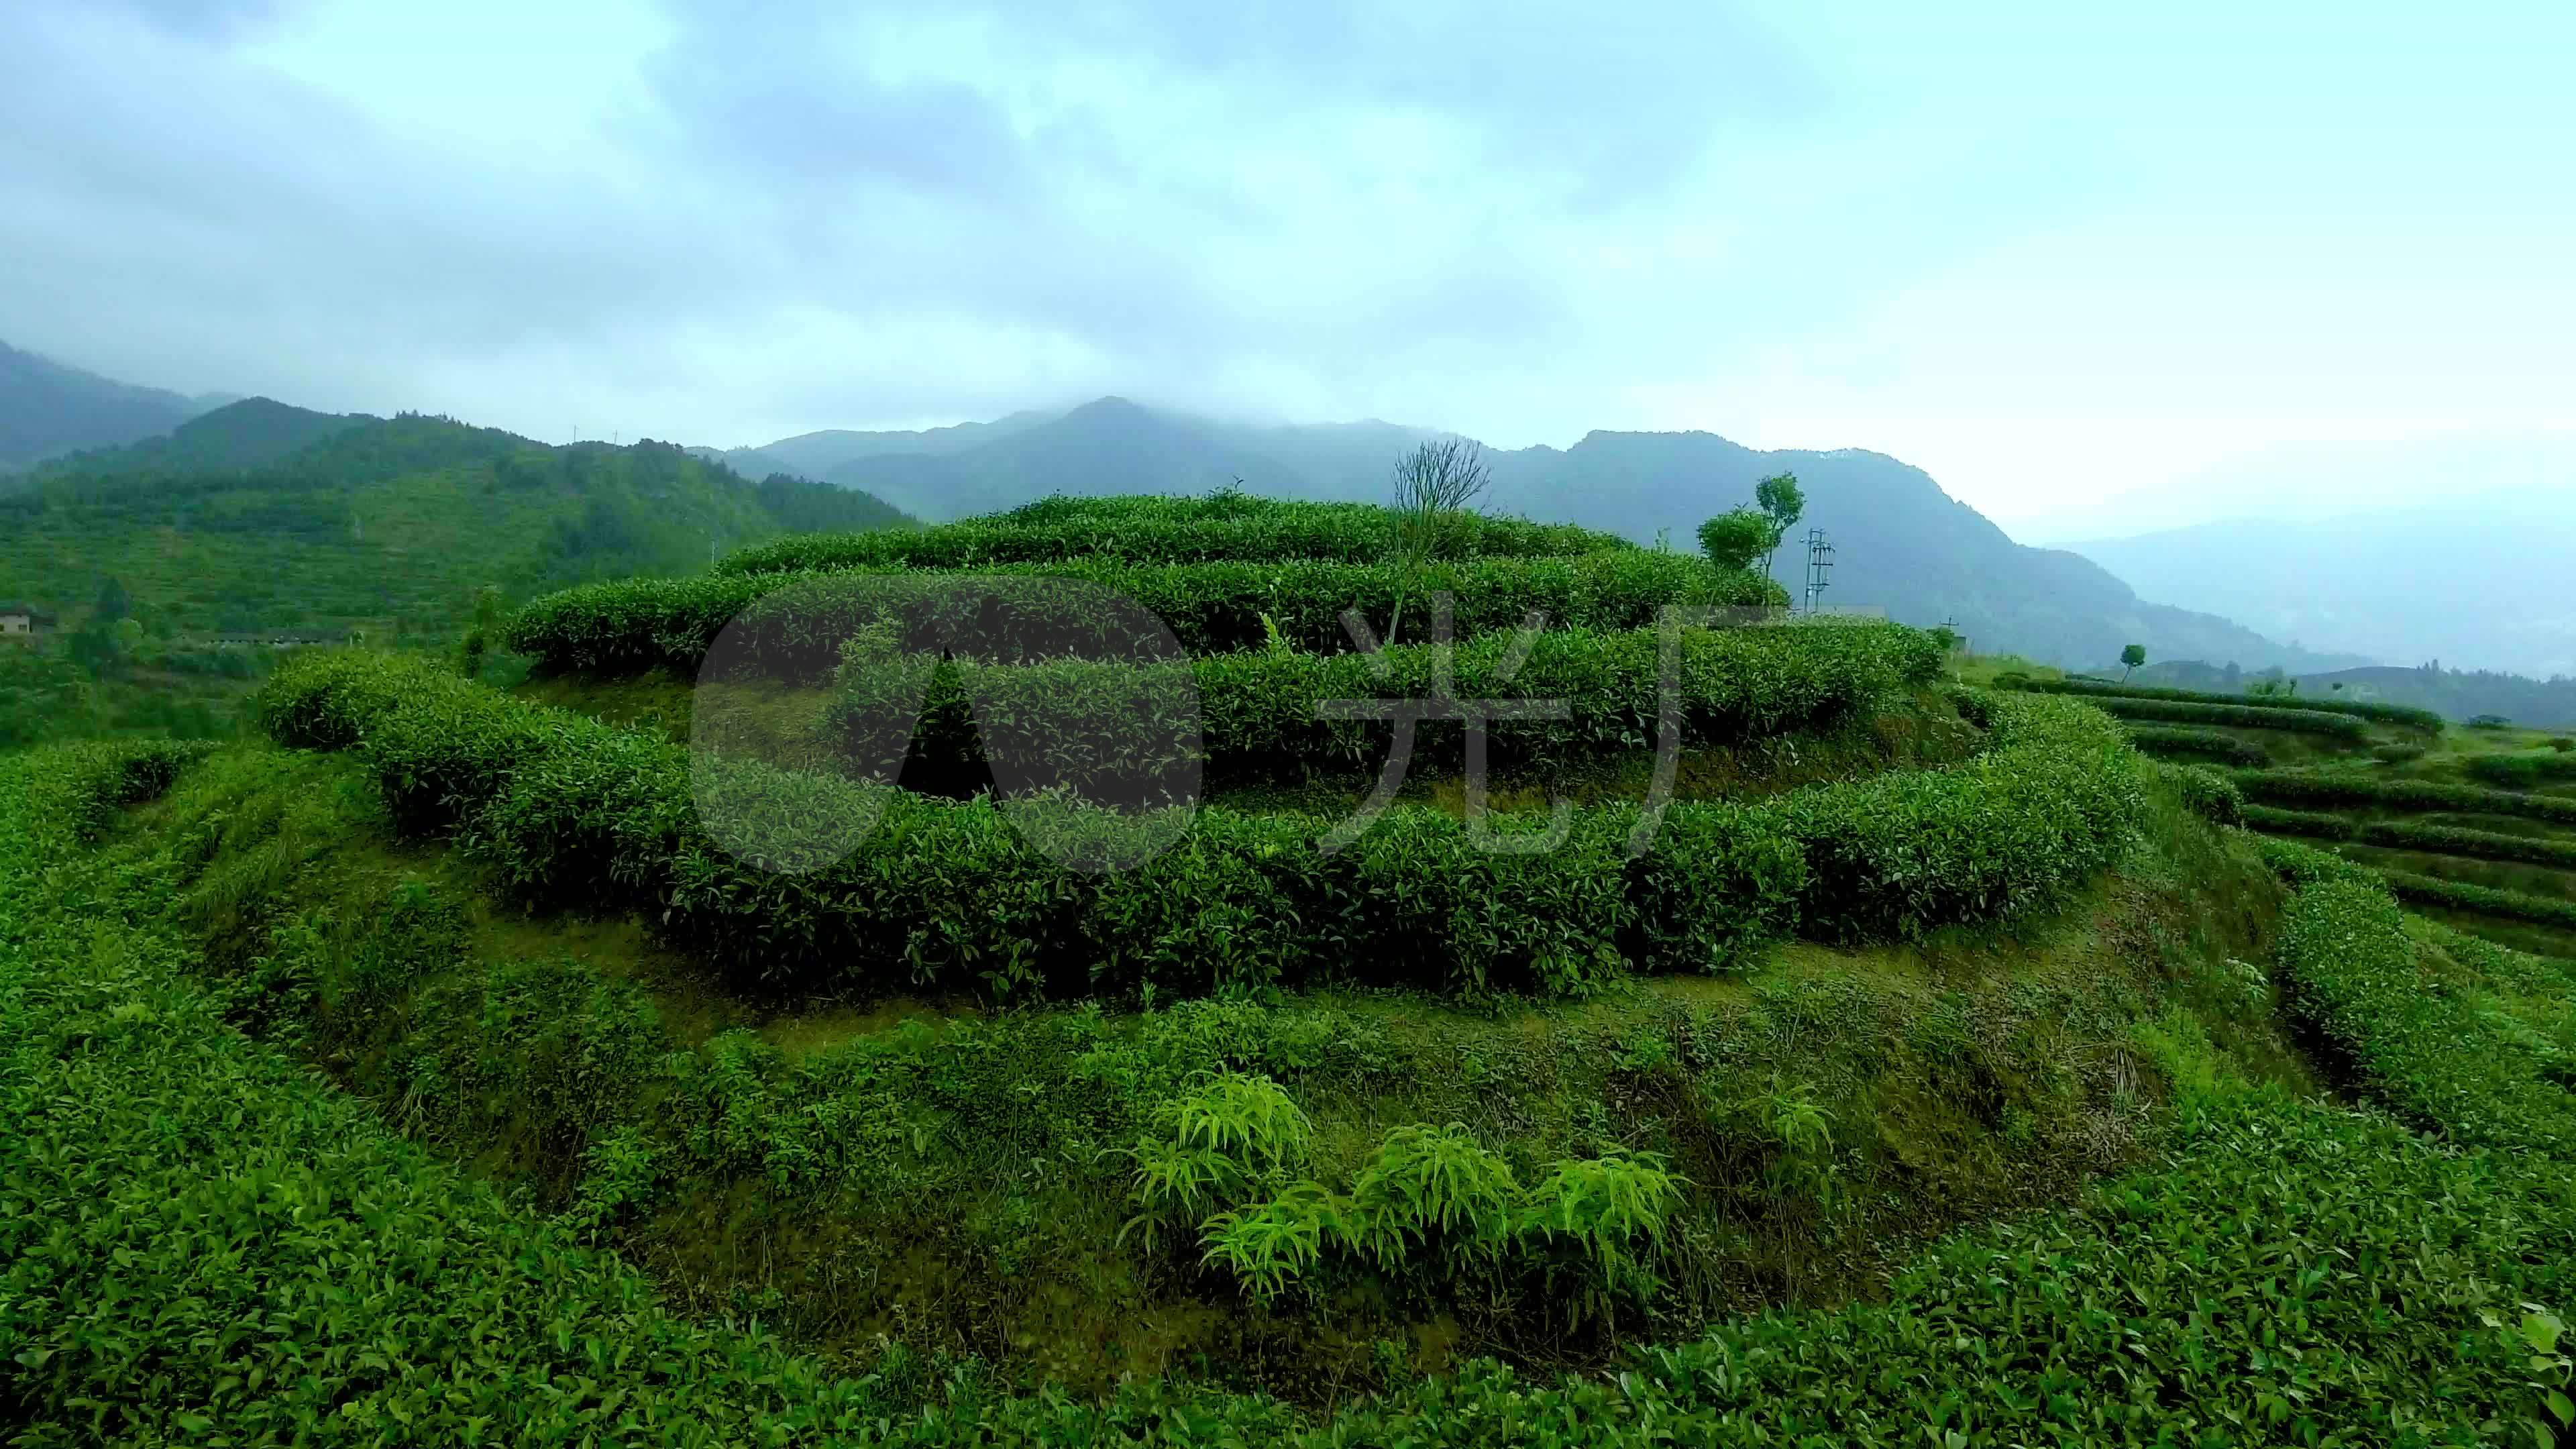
[2068,492,2576,681]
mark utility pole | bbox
[1801,527,1835,614]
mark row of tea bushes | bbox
[258,654,2135,1000]
[2382,871,2576,932]
[504,552,1782,679]
[2268,843,2576,1155]
[2234,769,2576,826]
[2075,696,2371,739]
[2464,751,2576,788]
[13,743,2572,1443]
[824,621,1948,791]
[2008,676,2445,732]
[715,502,1625,575]
[2244,804,2576,871]
[2121,724,2269,768]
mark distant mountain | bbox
[734,400,2351,673]
[34,397,370,478]
[0,339,235,470]
[2067,492,2576,680]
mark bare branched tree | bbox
[1386,439,1491,645]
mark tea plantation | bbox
[5,496,2574,1444]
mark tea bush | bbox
[2007,676,2445,731]
[2121,724,2268,767]
[2381,871,2576,932]
[2271,863,2575,1155]
[827,621,1947,790]
[2155,760,2245,826]
[2077,695,2372,739]
[715,500,1625,575]
[2235,769,2576,827]
[2465,751,2576,788]
[506,551,1783,678]
[2245,804,2576,871]
[1771,693,2150,941]
[258,653,2141,1001]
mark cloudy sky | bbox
[4,0,2569,537]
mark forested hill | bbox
[0,412,916,647]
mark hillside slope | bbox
[0,416,917,647]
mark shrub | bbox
[2246,804,2576,871]
[715,500,1626,575]
[2123,724,2267,768]
[828,621,1945,790]
[2234,770,2576,828]
[258,654,2142,1003]
[2079,695,2371,739]
[2156,761,2245,826]
[2465,751,2576,788]
[2381,871,2576,932]
[506,552,1783,679]
[1772,694,2148,941]
[2270,865,2574,1154]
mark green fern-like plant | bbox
[1516,1148,1682,1278]
[1199,1181,1346,1303]
[1342,1123,1519,1269]
[1121,1071,1312,1250]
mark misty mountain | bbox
[0,339,235,470]
[737,400,2356,674]
[34,397,372,478]
[2067,494,2576,681]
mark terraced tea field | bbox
[5,495,2574,1444]
[1991,667,2576,961]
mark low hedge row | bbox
[2120,724,2269,768]
[2465,751,2576,788]
[2382,871,2576,932]
[506,553,1781,679]
[12,747,2573,1444]
[2078,696,2371,739]
[2011,677,2445,731]
[258,654,2138,1000]
[826,622,1947,790]
[715,504,1625,576]
[2234,769,2576,827]
[2244,803,2576,871]
[2269,853,2576,1155]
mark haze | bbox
[3,0,2569,539]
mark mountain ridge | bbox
[728,400,2361,674]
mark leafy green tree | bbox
[93,575,131,625]
[1696,508,1771,572]
[2121,643,2147,680]
[1754,472,1804,580]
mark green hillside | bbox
[0,416,914,747]
[5,496,2575,1442]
